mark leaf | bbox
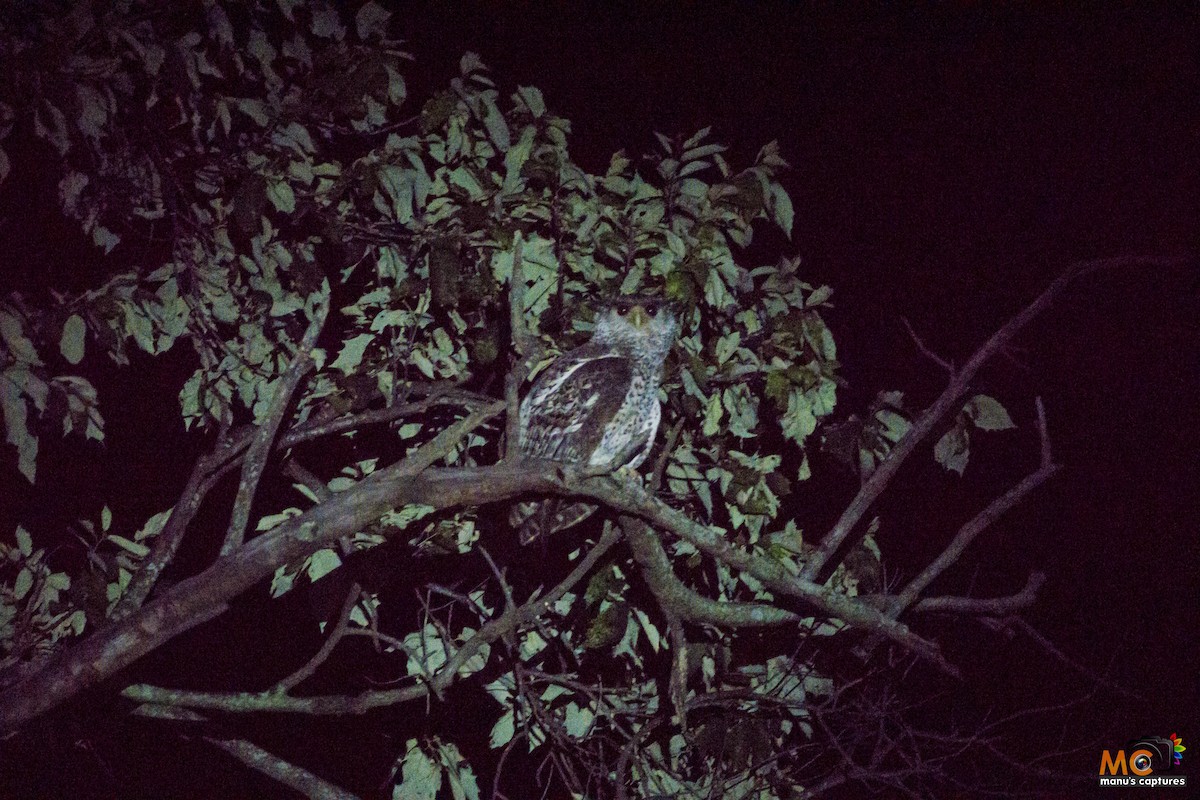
[395,740,441,800]
[516,86,545,116]
[266,179,295,214]
[14,567,33,600]
[306,548,342,582]
[769,183,794,238]
[15,526,33,556]
[0,311,43,365]
[965,394,1016,431]
[489,709,515,749]
[563,702,595,738]
[355,1,391,39]
[934,425,970,475]
[1,368,37,482]
[101,505,112,532]
[330,333,375,374]
[106,534,149,558]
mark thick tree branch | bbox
[800,255,1187,581]
[623,517,799,627]
[0,403,507,732]
[222,306,327,555]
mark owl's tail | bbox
[510,500,598,544]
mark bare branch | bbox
[111,426,237,620]
[892,403,1060,614]
[901,317,954,374]
[222,305,327,555]
[274,582,363,693]
[911,571,1046,614]
[132,704,362,799]
[205,736,363,800]
[801,255,1186,581]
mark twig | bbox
[119,528,622,716]
[222,304,327,555]
[911,571,1046,614]
[891,399,1059,615]
[901,317,954,374]
[273,582,363,693]
[800,256,1184,581]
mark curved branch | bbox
[892,399,1059,615]
[623,517,799,627]
[910,571,1046,615]
[575,476,959,676]
[0,403,508,732]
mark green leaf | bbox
[0,311,42,365]
[488,709,515,749]
[15,526,33,556]
[1,368,37,482]
[266,179,295,214]
[965,394,1016,431]
[14,567,33,600]
[934,425,970,475]
[306,548,342,582]
[355,1,391,39]
[330,333,375,374]
[395,740,441,800]
[105,534,149,558]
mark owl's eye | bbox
[615,307,627,316]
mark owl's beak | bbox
[627,305,650,328]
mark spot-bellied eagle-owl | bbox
[511,297,678,543]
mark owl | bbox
[511,297,678,543]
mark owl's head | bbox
[592,296,678,363]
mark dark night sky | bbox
[2,3,1198,796]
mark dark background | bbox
[2,3,1197,797]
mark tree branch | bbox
[132,704,363,799]
[623,517,799,627]
[910,571,1046,614]
[110,426,238,620]
[574,477,959,676]
[800,255,1185,581]
[891,398,1058,615]
[0,404,507,731]
[222,305,327,555]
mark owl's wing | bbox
[519,345,634,464]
